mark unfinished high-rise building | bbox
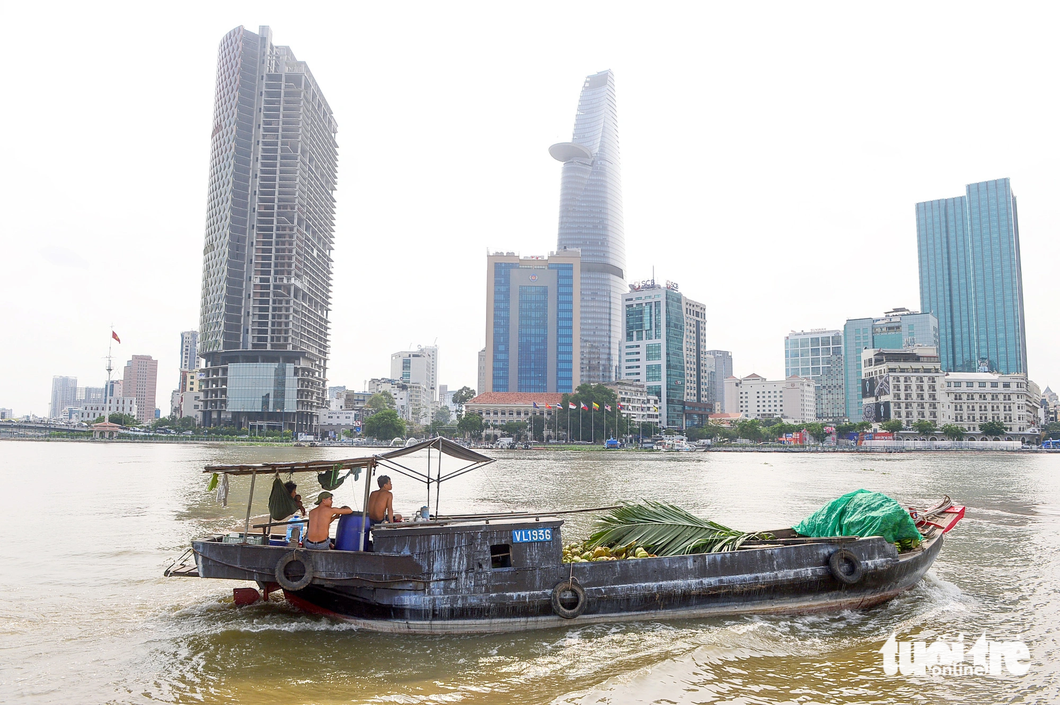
[196,26,339,433]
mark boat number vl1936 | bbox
[511,528,553,543]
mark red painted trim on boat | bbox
[283,590,345,618]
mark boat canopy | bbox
[203,437,494,482]
[204,438,496,525]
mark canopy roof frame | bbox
[203,438,495,545]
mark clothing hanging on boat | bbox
[317,463,360,491]
[217,473,229,507]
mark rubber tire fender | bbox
[551,579,587,619]
[828,548,864,585]
[275,551,315,591]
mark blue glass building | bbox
[916,178,1027,375]
[485,252,580,393]
[550,70,626,384]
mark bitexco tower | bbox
[550,70,626,384]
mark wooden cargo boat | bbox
[166,439,963,634]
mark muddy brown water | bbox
[1,441,1057,703]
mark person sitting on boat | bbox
[368,475,403,524]
[303,491,353,550]
[284,481,307,516]
[284,481,307,543]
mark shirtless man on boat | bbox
[368,475,402,524]
[304,492,353,550]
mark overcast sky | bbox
[3,2,1059,416]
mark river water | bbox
[1,441,1057,704]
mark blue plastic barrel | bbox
[335,514,367,551]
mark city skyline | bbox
[5,4,1060,416]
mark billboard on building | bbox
[862,401,891,422]
[861,375,890,399]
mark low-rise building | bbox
[318,409,360,438]
[464,392,564,441]
[708,412,744,427]
[603,380,661,428]
[76,397,138,423]
[860,346,943,425]
[942,371,1039,434]
[725,374,816,422]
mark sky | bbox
[2,1,1059,416]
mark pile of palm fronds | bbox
[588,500,769,555]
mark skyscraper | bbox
[49,376,77,419]
[122,355,158,423]
[550,70,625,384]
[916,178,1027,375]
[179,331,198,373]
[391,346,438,402]
[196,26,338,432]
[784,329,845,420]
[705,350,733,412]
[484,251,581,394]
[621,280,695,429]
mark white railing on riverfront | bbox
[860,439,1023,451]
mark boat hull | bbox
[192,529,942,634]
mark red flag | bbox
[568,402,576,409]
[112,331,121,344]
[545,403,552,410]
[580,402,588,411]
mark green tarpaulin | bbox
[793,489,921,543]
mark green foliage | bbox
[528,414,546,442]
[457,412,483,439]
[108,413,137,426]
[559,384,622,443]
[500,421,525,441]
[802,422,826,440]
[735,419,764,442]
[881,420,905,433]
[363,409,405,440]
[452,386,477,405]
[588,501,767,555]
[686,424,722,441]
[855,421,873,432]
[912,420,937,435]
[834,422,857,436]
[941,424,965,440]
[979,420,1007,437]
[433,407,451,425]
[365,392,396,412]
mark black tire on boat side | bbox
[828,548,864,585]
[551,580,586,619]
[275,551,314,591]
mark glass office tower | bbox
[197,26,339,432]
[916,178,1027,375]
[484,251,580,394]
[550,70,626,384]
